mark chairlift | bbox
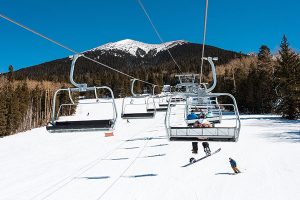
[46,54,118,132]
[166,74,200,105]
[174,74,200,95]
[158,86,173,107]
[146,85,170,112]
[165,57,241,142]
[121,79,156,119]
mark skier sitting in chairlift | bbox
[187,112,199,120]
[206,111,213,118]
[193,115,212,128]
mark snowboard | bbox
[182,148,221,167]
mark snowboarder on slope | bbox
[202,142,211,155]
[229,157,241,174]
[192,142,198,154]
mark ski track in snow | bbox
[0,99,299,200]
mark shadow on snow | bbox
[77,176,110,180]
[263,130,300,143]
[122,173,158,178]
[125,136,167,142]
[140,153,166,158]
[103,157,129,161]
[215,172,236,175]
[122,146,140,150]
[148,143,169,148]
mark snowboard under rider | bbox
[229,157,241,174]
[202,142,211,155]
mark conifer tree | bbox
[256,45,273,113]
[0,88,8,136]
[274,35,300,119]
[8,65,14,82]
[243,62,257,113]
[6,82,20,134]
[16,83,30,130]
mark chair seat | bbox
[46,120,114,132]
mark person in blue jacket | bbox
[187,112,198,120]
[229,158,241,173]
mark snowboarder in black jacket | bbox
[202,142,211,155]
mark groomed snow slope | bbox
[0,99,299,200]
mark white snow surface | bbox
[1,98,300,200]
[88,39,188,57]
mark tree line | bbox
[0,72,74,137]
[215,35,299,119]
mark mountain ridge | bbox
[12,39,246,89]
[87,39,188,57]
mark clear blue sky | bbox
[0,0,299,72]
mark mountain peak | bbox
[89,39,188,57]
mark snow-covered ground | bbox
[0,99,299,200]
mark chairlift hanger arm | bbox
[131,79,138,97]
[131,78,157,97]
[202,57,218,93]
[152,85,158,96]
[70,54,88,91]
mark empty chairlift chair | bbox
[165,57,241,142]
[121,79,156,119]
[148,96,168,112]
[156,85,172,108]
[46,54,118,132]
[146,85,169,112]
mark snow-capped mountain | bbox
[88,39,188,57]
[15,40,244,82]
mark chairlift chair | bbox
[165,57,241,142]
[146,85,170,112]
[157,95,170,107]
[121,79,156,119]
[46,54,118,132]
[166,93,240,142]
